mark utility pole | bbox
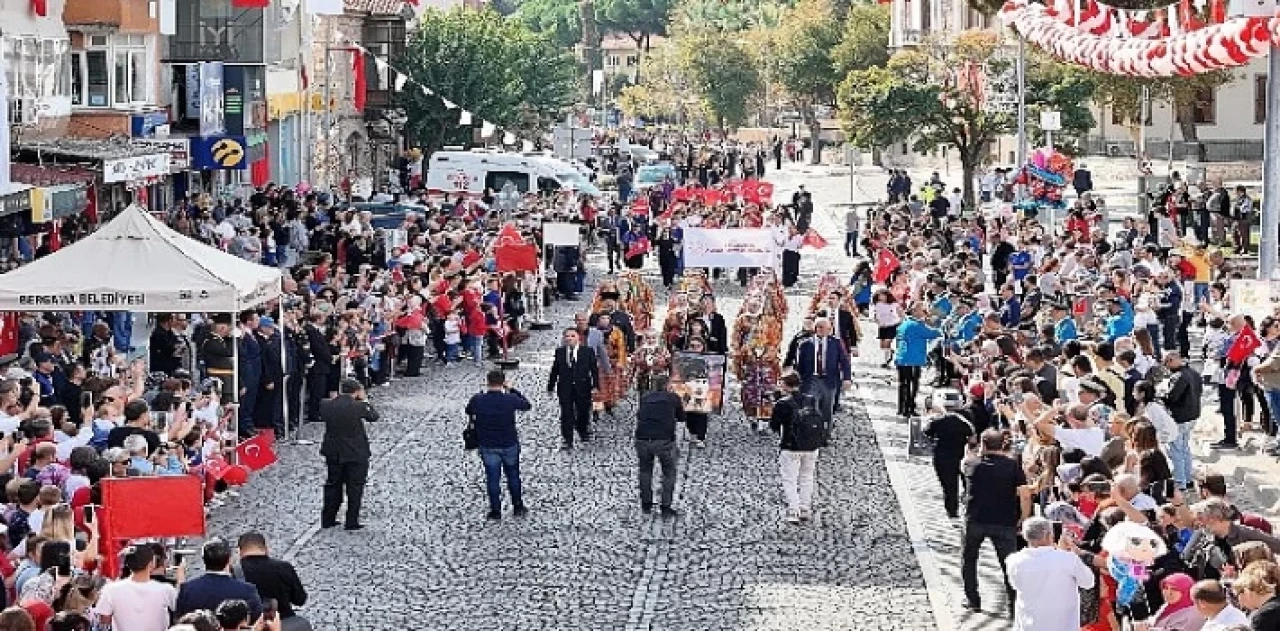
[1260,46,1280,278]
[1015,36,1027,168]
[322,20,334,190]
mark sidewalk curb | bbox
[855,382,960,631]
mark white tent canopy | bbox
[0,204,282,313]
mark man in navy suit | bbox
[175,538,263,620]
[794,317,852,433]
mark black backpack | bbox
[788,394,827,451]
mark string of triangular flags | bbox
[1048,0,1239,38]
[333,31,536,152]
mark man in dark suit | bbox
[303,312,332,425]
[1072,164,1093,198]
[547,328,598,451]
[175,538,263,620]
[319,378,380,530]
[696,295,728,355]
[237,531,311,631]
[255,317,285,436]
[794,317,852,433]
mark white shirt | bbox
[96,578,178,631]
[53,428,92,461]
[1055,426,1106,456]
[1008,546,1095,631]
[0,412,20,435]
[1202,604,1250,631]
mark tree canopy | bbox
[679,30,763,130]
[400,9,577,153]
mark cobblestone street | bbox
[204,165,939,630]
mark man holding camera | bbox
[465,370,532,521]
[319,378,380,530]
[770,374,826,525]
[960,429,1031,616]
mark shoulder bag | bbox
[463,415,478,451]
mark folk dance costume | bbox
[591,324,629,412]
[632,336,671,394]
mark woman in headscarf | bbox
[1145,573,1205,631]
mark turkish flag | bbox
[872,248,900,283]
[0,313,19,358]
[232,0,271,7]
[743,180,774,205]
[632,198,650,215]
[802,229,828,249]
[100,477,207,540]
[495,243,539,272]
[1227,325,1263,364]
[235,432,278,472]
[496,222,525,246]
[30,0,46,16]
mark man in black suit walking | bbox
[547,328,598,451]
[319,378,380,530]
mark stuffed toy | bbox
[1102,521,1168,615]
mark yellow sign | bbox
[28,188,51,224]
[211,138,245,168]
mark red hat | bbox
[969,383,985,399]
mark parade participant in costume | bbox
[735,295,783,434]
[617,271,655,335]
[591,314,629,418]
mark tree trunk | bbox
[580,0,602,94]
[960,151,979,212]
[801,104,822,165]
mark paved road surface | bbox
[206,163,938,630]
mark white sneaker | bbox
[694,440,706,449]
[785,511,802,524]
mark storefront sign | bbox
[50,186,88,219]
[130,111,170,138]
[224,65,245,136]
[0,188,32,218]
[103,154,170,184]
[132,139,190,172]
[190,136,247,170]
[169,2,265,64]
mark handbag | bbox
[462,415,478,451]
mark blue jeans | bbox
[1169,421,1196,488]
[445,343,459,362]
[467,335,484,364]
[478,444,523,512]
[1266,390,1280,437]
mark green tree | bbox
[832,3,891,78]
[596,0,674,49]
[1022,55,1097,150]
[838,31,1010,207]
[400,9,577,153]
[512,0,583,49]
[679,31,762,131]
[774,0,843,163]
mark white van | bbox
[425,150,600,197]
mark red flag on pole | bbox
[496,222,525,246]
[30,0,47,16]
[352,49,367,111]
[801,229,828,249]
[1226,325,1263,364]
[235,432,278,472]
[872,248,900,283]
